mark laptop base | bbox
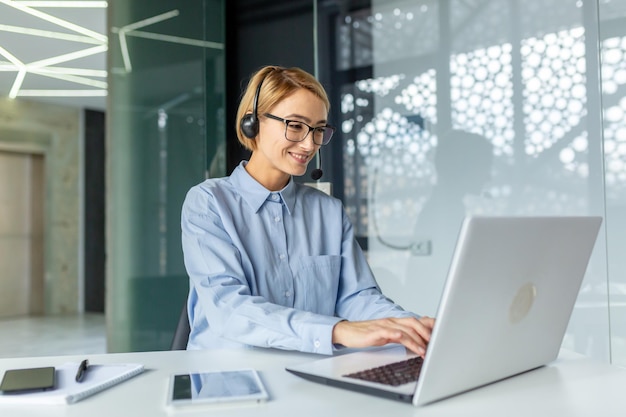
[286,368,414,403]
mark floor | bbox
[0,313,106,358]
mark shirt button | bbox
[271,194,279,201]
[274,216,281,222]
[285,291,291,297]
[314,340,321,348]
[279,254,285,260]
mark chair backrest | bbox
[170,303,190,350]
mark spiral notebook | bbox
[0,362,144,405]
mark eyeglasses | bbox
[264,113,335,146]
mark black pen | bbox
[75,359,89,382]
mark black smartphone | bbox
[0,367,56,393]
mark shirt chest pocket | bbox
[294,255,341,315]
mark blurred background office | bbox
[0,0,625,367]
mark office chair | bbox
[170,303,190,350]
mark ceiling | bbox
[0,0,107,110]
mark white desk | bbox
[1,348,625,416]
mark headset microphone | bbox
[311,151,323,180]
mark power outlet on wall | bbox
[411,240,432,256]
[304,182,332,196]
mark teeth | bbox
[292,153,308,162]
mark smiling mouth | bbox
[290,152,310,164]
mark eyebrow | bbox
[284,113,328,125]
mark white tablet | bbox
[166,369,269,408]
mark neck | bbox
[245,157,290,191]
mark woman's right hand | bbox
[331,316,435,356]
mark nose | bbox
[298,132,319,151]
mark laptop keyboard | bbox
[343,356,424,387]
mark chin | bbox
[292,170,308,177]
[287,163,309,177]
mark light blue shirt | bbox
[181,161,413,355]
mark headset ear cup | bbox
[240,71,266,139]
[240,114,258,139]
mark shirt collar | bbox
[230,161,296,215]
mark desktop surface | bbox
[0,348,625,416]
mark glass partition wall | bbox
[107,1,225,352]
[316,0,626,366]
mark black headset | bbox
[240,75,265,139]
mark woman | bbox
[181,65,433,355]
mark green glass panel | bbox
[107,0,225,352]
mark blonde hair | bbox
[236,66,330,151]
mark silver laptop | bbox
[286,216,602,406]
